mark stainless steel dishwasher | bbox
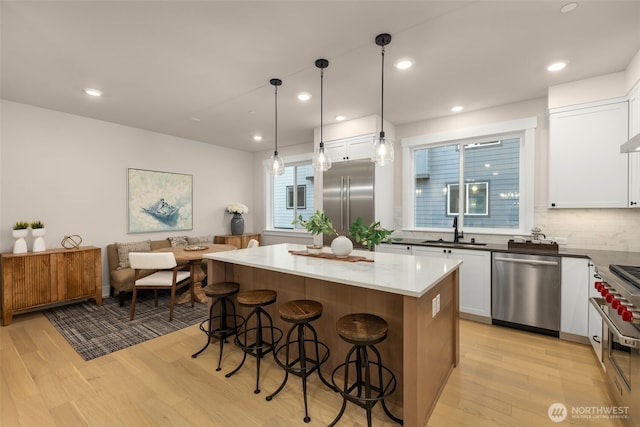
[492,252,561,336]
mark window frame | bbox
[263,153,316,237]
[401,117,536,235]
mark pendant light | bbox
[312,58,332,172]
[372,33,394,166]
[269,78,285,176]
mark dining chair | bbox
[128,252,193,321]
[247,239,259,248]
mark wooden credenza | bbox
[1,246,102,325]
[214,233,261,249]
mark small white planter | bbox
[331,235,353,258]
[32,228,46,252]
[12,229,28,254]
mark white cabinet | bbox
[376,243,412,255]
[549,100,629,208]
[560,257,590,338]
[324,134,373,162]
[413,246,491,319]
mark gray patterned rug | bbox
[44,292,208,361]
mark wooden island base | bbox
[207,257,459,427]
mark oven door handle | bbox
[590,297,640,349]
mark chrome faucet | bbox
[453,216,463,243]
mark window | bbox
[270,161,315,230]
[286,185,306,209]
[402,117,536,234]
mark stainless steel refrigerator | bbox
[322,159,375,247]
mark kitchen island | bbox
[204,243,461,427]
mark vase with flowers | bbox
[226,202,249,235]
[348,217,395,251]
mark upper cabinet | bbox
[324,135,373,162]
[549,99,629,208]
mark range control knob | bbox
[594,281,603,291]
[612,299,621,310]
[606,293,618,303]
[622,310,634,322]
[600,287,610,297]
[618,305,627,316]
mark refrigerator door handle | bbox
[339,176,345,229]
[346,176,351,227]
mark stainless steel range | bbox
[590,264,640,426]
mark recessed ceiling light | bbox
[394,58,414,70]
[297,92,312,101]
[253,135,263,142]
[335,115,345,121]
[560,2,578,13]
[547,62,567,72]
[451,106,463,113]
[84,88,102,97]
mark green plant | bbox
[292,210,337,236]
[31,221,45,229]
[13,221,30,230]
[348,217,395,250]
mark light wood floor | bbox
[1,311,623,427]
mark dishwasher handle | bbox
[493,256,559,266]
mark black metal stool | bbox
[191,281,244,371]
[225,289,282,394]
[265,299,332,423]
[329,313,403,427]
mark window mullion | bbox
[458,144,465,226]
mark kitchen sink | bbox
[421,239,487,247]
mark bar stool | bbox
[225,289,282,394]
[329,313,403,427]
[265,299,332,423]
[191,281,244,371]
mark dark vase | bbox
[231,213,244,235]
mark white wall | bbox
[1,101,255,295]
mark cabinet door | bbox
[325,142,348,162]
[347,137,373,160]
[412,246,491,318]
[376,243,411,255]
[560,257,589,337]
[549,101,629,208]
[324,135,374,162]
[630,153,640,207]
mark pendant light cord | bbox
[380,44,385,138]
[274,84,278,154]
[320,67,324,148]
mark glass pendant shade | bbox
[270,151,285,176]
[312,142,332,171]
[372,132,394,166]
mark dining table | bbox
[154,243,237,303]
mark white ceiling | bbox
[2,1,639,153]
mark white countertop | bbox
[204,243,462,298]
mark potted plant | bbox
[31,221,46,252]
[292,210,336,255]
[349,217,395,251]
[12,221,30,254]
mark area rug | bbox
[43,292,208,361]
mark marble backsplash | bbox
[393,206,640,253]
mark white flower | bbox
[226,202,249,214]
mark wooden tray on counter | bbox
[289,250,374,262]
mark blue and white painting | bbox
[128,168,193,233]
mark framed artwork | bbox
[127,168,193,233]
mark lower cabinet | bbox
[560,257,590,339]
[214,233,261,249]
[412,246,491,320]
[376,243,412,255]
[1,246,102,325]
